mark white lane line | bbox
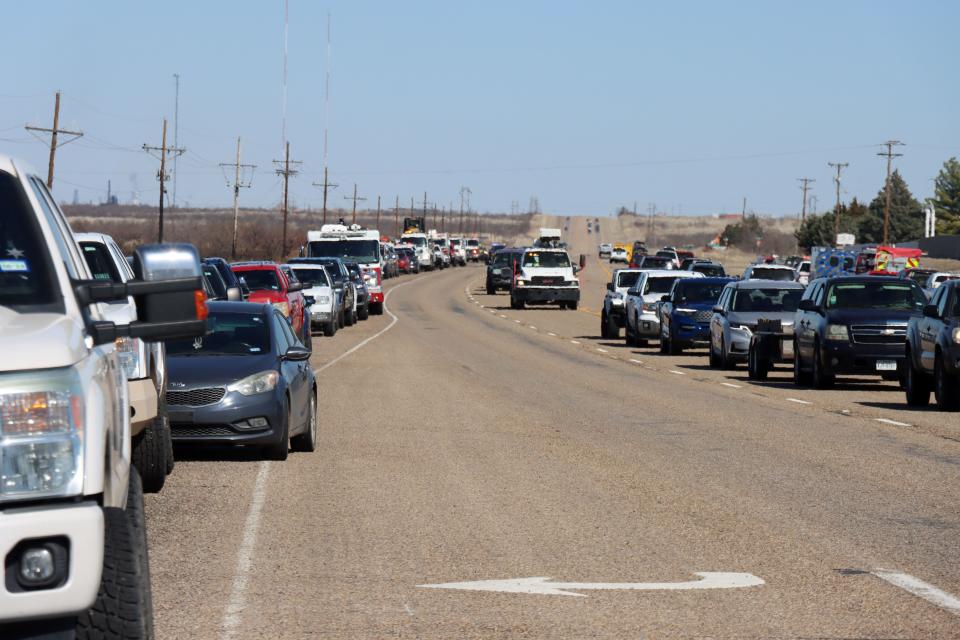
[548,332,557,337]
[570,340,581,345]
[514,319,521,324]
[721,382,742,389]
[875,418,912,427]
[872,569,960,617]
[669,370,686,375]
[786,398,811,405]
[500,314,508,318]
[529,325,537,330]
[222,280,413,640]
[596,348,609,353]
[629,359,643,364]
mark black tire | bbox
[568,301,578,311]
[668,330,682,355]
[905,350,931,407]
[934,353,960,411]
[357,304,369,321]
[719,336,734,370]
[812,342,835,389]
[511,296,524,310]
[345,307,356,327]
[131,417,166,494]
[747,344,770,381]
[76,469,154,640]
[162,412,174,475]
[323,318,337,337]
[793,341,811,386]
[601,309,617,339]
[659,332,670,354]
[624,317,635,347]
[708,340,720,368]
[290,391,317,453]
[264,399,290,461]
[370,302,384,315]
[486,283,496,295]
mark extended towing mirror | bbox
[226,286,242,302]
[798,299,821,313]
[661,294,670,302]
[923,304,940,319]
[76,243,208,345]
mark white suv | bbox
[623,270,703,346]
[0,155,205,635]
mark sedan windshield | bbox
[523,251,570,268]
[616,272,641,288]
[733,288,802,312]
[235,269,280,292]
[292,268,329,287]
[826,282,926,311]
[167,312,270,356]
[749,267,795,281]
[678,281,728,304]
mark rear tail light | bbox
[194,290,209,320]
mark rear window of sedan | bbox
[167,311,270,356]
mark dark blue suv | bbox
[659,277,735,354]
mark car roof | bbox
[285,262,328,269]
[817,275,911,284]
[75,231,115,245]
[678,276,735,285]
[748,263,794,270]
[231,262,280,271]
[643,269,698,277]
[730,279,804,289]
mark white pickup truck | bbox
[509,247,581,310]
[0,155,206,637]
[601,268,643,339]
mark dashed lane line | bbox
[548,332,557,337]
[629,359,643,364]
[786,398,811,405]
[596,348,609,353]
[875,417,912,427]
[571,340,581,345]
[872,569,960,617]
[721,382,742,389]
[669,370,686,376]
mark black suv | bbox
[486,248,522,294]
[904,279,960,410]
[343,260,371,321]
[793,276,926,388]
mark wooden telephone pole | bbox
[25,91,83,189]
[797,177,814,222]
[312,167,338,225]
[344,183,366,225]
[828,162,849,242]
[220,137,256,260]
[143,118,185,242]
[273,142,302,257]
[394,195,400,237]
[878,140,904,244]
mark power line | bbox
[143,117,185,242]
[312,168,338,225]
[797,177,815,221]
[273,141,302,257]
[343,183,366,225]
[878,140,904,244]
[25,91,84,188]
[220,136,257,260]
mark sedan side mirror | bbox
[226,286,242,301]
[283,345,312,361]
[798,299,821,313]
[661,294,670,302]
[923,304,940,319]
[288,281,303,293]
[713,305,725,315]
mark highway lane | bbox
[147,262,959,638]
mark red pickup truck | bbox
[231,262,307,338]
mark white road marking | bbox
[596,348,609,353]
[418,572,764,597]
[721,382,742,389]
[548,332,557,337]
[629,359,643,364]
[500,314,508,318]
[222,280,414,640]
[515,319,521,323]
[529,325,537,330]
[570,340,581,345]
[872,569,960,617]
[404,604,415,617]
[669,370,686,375]
[786,398,811,405]
[875,418,912,427]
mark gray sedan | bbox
[709,280,805,369]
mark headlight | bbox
[318,295,331,305]
[227,371,279,396]
[642,302,658,313]
[115,336,147,380]
[0,366,84,501]
[734,325,754,334]
[952,327,960,344]
[826,324,849,341]
[491,268,501,275]
[273,301,291,317]
[611,297,624,306]
[516,279,527,287]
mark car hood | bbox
[825,308,918,324]
[674,300,716,311]
[303,285,334,309]
[167,353,277,386]
[0,308,89,372]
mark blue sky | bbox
[2,1,958,217]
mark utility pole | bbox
[422,191,428,218]
[394,195,400,237]
[273,142,302,257]
[741,196,747,220]
[878,140,904,244]
[220,137,256,260]
[376,195,381,231]
[828,161,849,242]
[343,183,366,225]
[647,203,656,243]
[25,91,84,189]
[312,167,339,225]
[797,178,814,221]
[172,73,180,208]
[143,118,185,242]
[459,186,471,234]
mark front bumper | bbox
[128,377,158,435]
[672,320,711,346]
[168,390,285,445]
[0,501,104,622]
[513,287,580,303]
[637,312,661,338]
[310,307,334,323]
[821,341,906,375]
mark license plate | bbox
[167,410,194,423]
[876,360,897,371]
[781,339,794,357]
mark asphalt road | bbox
[146,246,960,638]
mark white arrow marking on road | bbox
[418,572,764,597]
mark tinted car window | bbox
[733,287,802,312]
[492,252,515,266]
[271,314,292,353]
[292,268,328,287]
[167,311,269,355]
[640,257,672,269]
[644,276,678,295]
[677,281,728,304]
[825,282,925,311]
[693,264,725,277]
[237,269,281,291]
[952,287,960,317]
[616,271,641,288]
[0,173,61,310]
[80,242,121,282]
[522,251,570,268]
[202,265,228,299]
[749,267,794,281]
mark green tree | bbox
[721,214,764,251]
[794,204,858,251]
[933,157,960,235]
[856,170,923,244]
